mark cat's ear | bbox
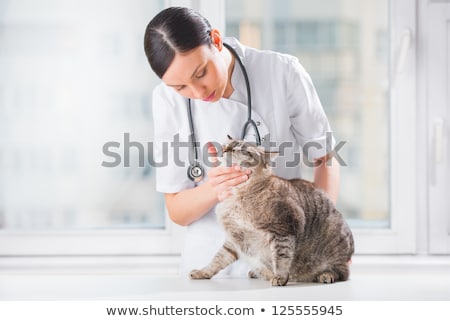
[263,151,279,166]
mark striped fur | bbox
[190,138,354,285]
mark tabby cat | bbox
[190,137,354,286]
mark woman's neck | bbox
[222,47,235,98]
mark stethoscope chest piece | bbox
[187,162,205,183]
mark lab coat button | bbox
[256,121,261,126]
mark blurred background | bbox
[0,0,448,257]
[0,0,388,231]
[0,0,166,230]
[226,0,389,228]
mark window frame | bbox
[353,0,417,254]
[0,217,185,256]
[424,0,450,254]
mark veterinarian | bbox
[144,7,340,277]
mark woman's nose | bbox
[190,84,207,100]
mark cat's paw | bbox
[270,274,289,286]
[249,268,274,281]
[248,270,259,279]
[317,272,335,284]
[189,269,212,280]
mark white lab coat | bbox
[152,37,335,278]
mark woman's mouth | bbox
[202,91,216,102]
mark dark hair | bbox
[144,7,212,78]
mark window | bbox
[225,0,417,253]
[1,0,448,263]
[0,0,185,257]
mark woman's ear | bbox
[210,29,223,51]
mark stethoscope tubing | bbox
[223,42,261,146]
[186,42,262,182]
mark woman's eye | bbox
[195,68,207,78]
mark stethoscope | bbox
[186,42,262,182]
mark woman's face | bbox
[161,43,230,102]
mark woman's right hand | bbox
[164,143,251,226]
[205,142,251,201]
[206,165,251,201]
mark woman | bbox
[144,7,340,277]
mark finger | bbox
[218,189,233,202]
[217,174,248,200]
[207,142,219,167]
[212,170,248,186]
[208,164,242,177]
[218,166,252,176]
[226,174,249,187]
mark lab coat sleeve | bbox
[152,84,195,193]
[285,57,336,161]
